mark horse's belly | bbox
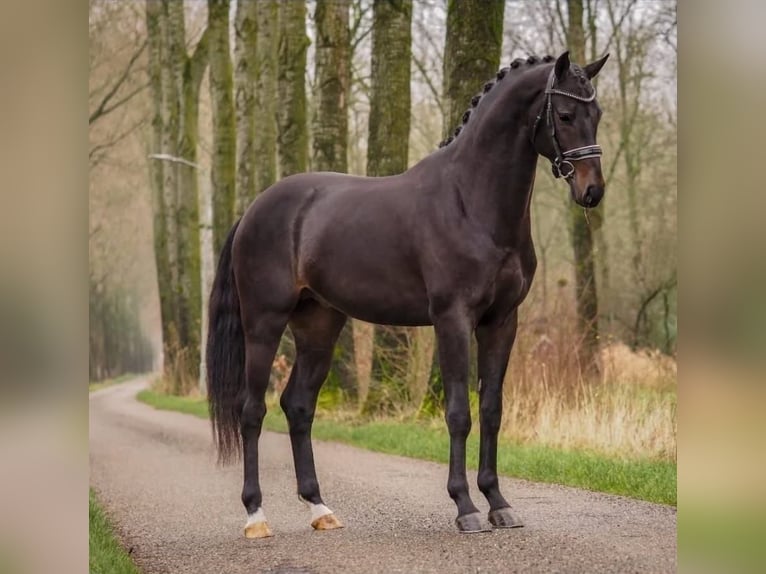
[304,270,432,327]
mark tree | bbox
[234,0,258,214]
[565,0,601,376]
[277,0,310,177]
[313,0,351,173]
[442,0,504,137]
[209,0,236,256]
[358,0,412,408]
[312,0,354,393]
[89,0,148,167]
[255,1,279,193]
[604,0,677,352]
[145,0,208,391]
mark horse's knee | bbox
[480,404,502,435]
[445,408,471,438]
[281,396,315,435]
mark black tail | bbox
[207,218,244,464]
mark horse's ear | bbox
[583,53,609,80]
[554,51,570,80]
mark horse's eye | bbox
[559,112,573,123]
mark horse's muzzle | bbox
[582,184,604,208]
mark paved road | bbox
[89,378,676,573]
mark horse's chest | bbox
[489,251,536,311]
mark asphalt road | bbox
[89,378,676,573]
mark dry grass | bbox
[501,375,676,460]
[503,308,677,461]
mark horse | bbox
[207,50,609,538]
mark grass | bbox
[89,489,140,574]
[89,373,138,393]
[136,389,676,506]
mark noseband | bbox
[532,68,602,179]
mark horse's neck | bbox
[447,132,539,248]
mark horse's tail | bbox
[207,217,244,464]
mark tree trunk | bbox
[312,0,350,173]
[407,327,435,411]
[313,0,354,393]
[566,0,600,377]
[365,0,412,410]
[442,0,505,137]
[146,0,175,366]
[234,0,258,214]
[255,0,279,193]
[367,0,411,177]
[208,0,236,257]
[157,0,183,384]
[146,0,208,391]
[277,0,309,177]
[172,3,206,389]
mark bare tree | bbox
[89,1,148,167]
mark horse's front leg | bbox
[476,310,523,528]
[432,305,490,533]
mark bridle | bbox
[532,68,602,180]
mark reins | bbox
[532,68,602,180]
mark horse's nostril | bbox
[584,184,603,206]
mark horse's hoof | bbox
[244,521,273,539]
[311,513,344,531]
[488,507,524,529]
[455,512,492,533]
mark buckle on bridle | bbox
[553,159,575,179]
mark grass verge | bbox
[89,489,139,574]
[136,389,676,506]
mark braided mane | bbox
[438,54,555,149]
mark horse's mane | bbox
[438,54,556,149]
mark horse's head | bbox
[533,51,609,208]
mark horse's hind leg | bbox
[240,307,292,539]
[280,300,347,531]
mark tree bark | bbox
[208,0,236,257]
[255,0,279,193]
[146,0,208,391]
[277,0,309,177]
[234,0,258,214]
[146,0,175,360]
[442,0,505,137]
[312,0,350,173]
[367,0,412,177]
[566,0,600,377]
[364,0,412,410]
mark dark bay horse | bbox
[207,51,609,538]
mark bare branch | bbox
[89,38,148,125]
[412,54,444,117]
